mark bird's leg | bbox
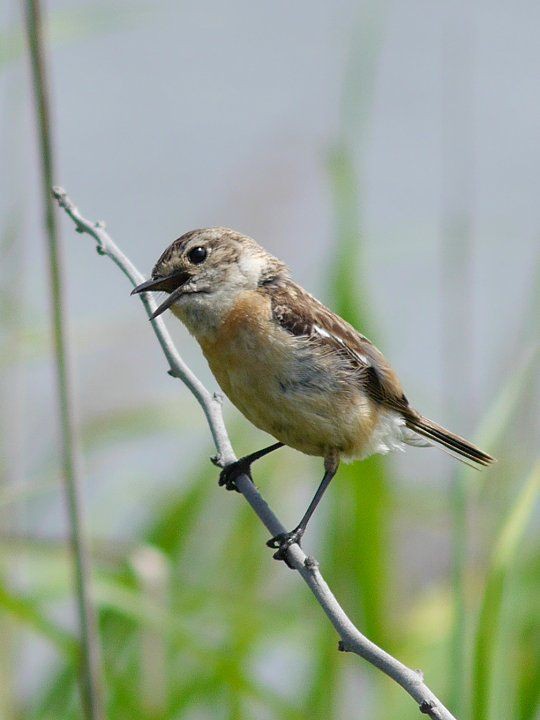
[218,442,284,492]
[267,454,339,563]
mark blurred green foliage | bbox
[1,2,539,719]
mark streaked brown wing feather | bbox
[263,280,495,468]
[266,281,414,417]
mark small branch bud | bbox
[304,555,319,571]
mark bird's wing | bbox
[266,281,495,468]
[268,281,414,417]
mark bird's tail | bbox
[405,415,495,469]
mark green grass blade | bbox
[1,5,151,69]
[473,347,539,463]
[515,605,540,720]
[0,582,78,659]
[326,134,390,647]
[448,345,538,718]
[305,117,391,719]
[471,460,540,720]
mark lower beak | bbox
[131,270,192,319]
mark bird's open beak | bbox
[131,270,192,319]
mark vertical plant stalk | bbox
[314,11,390,714]
[471,461,540,720]
[22,2,104,719]
[441,4,475,714]
[130,547,170,716]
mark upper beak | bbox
[131,270,192,319]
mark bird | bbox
[132,227,494,562]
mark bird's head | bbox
[132,228,288,331]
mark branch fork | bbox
[53,186,458,720]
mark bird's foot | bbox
[218,459,253,493]
[266,526,304,566]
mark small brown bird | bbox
[132,228,494,560]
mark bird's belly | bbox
[201,327,380,458]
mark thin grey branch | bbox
[53,186,458,720]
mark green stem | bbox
[449,473,468,714]
[22,2,104,718]
[471,462,540,720]
[441,6,475,713]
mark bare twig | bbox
[53,186,458,720]
[22,4,104,718]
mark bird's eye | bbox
[187,246,207,264]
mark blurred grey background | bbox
[0,2,539,715]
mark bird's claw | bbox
[266,527,304,566]
[218,460,252,493]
